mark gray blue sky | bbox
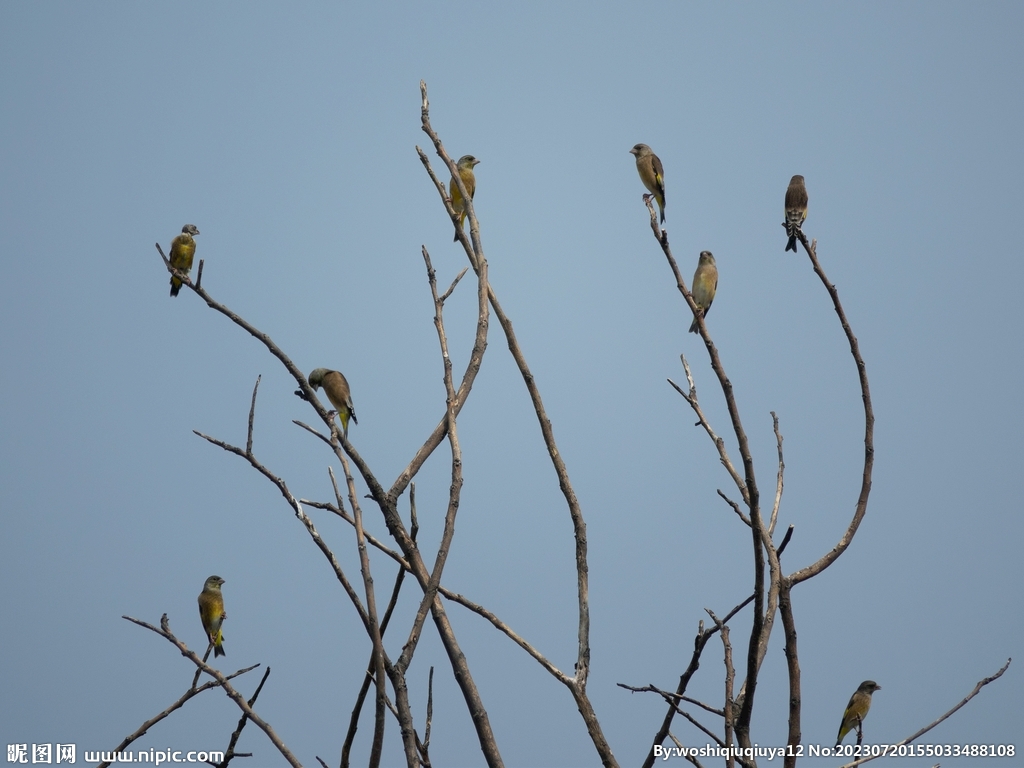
[1,3,1021,766]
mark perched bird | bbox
[835,680,881,746]
[308,368,357,438]
[450,154,480,241]
[784,175,808,252]
[168,224,200,297]
[629,144,666,223]
[197,575,226,658]
[688,251,719,334]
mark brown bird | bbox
[629,144,666,223]
[784,175,808,252]
[835,680,881,746]
[197,575,226,657]
[688,251,718,334]
[169,224,200,297]
[308,368,357,438]
[450,155,480,241]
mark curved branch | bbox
[788,236,874,583]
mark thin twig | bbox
[716,489,751,527]
[217,666,272,768]
[395,246,468,677]
[97,657,258,768]
[769,412,784,536]
[707,609,736,768]
[122,615,299,768]
[838,659,1011,768]
[668,355,747,506]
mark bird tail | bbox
[784,217,801,252]
[170,276,182,297]
[689,316,699,334]
[213,630,225,657]
[658,197,665,224]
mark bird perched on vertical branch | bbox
[308,368,357,438]
[197,575,226,657]
[168,224,200,297]
[835,680,881,746]
[629,144,666,223]
[784,175,808,252]
[450,155,480,241]
[688,251,718,334]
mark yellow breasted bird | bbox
[629,144,666,223]
[197,575,226,657]
[168,224,200,297]
[784,175,808,252]
[450,155,480,241]
[835,680,881,746]
[688,251,719,334]
[308,368,357,438]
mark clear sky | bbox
[1,2,1021,766]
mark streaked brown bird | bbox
[835,680,881,746]
[450,154,480,241]
[197,575,226,657]
[308,367,357,438]
[169,224,200,297]
[688,251,718,334]
[784,175,808,252]
[629,144,666,223]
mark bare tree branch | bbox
[418,80,612,767]
[217,666,272,768]
[122,615,299,768]
[787,235,875,586]
[668,354,747,506]
[643,205,767,749]
[97,652,258,768]
[838,659,1011,768]
[768,412,785,536]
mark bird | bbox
[197,575,226,658]
[835,680,881,746]
[450,155,480,241]
[688,251,718,334]
[168,224,200,297]
[629,144,666,223]
[308,368,357,438]
[784,175,808,252]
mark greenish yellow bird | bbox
[168,224,200,297]
[450,154,480,241]
[629,144,666,223]
[784,175,808,252]
[688,251,718,334]
[197,575,226,657]
[308,367,357,438]
[835,680,880,746]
